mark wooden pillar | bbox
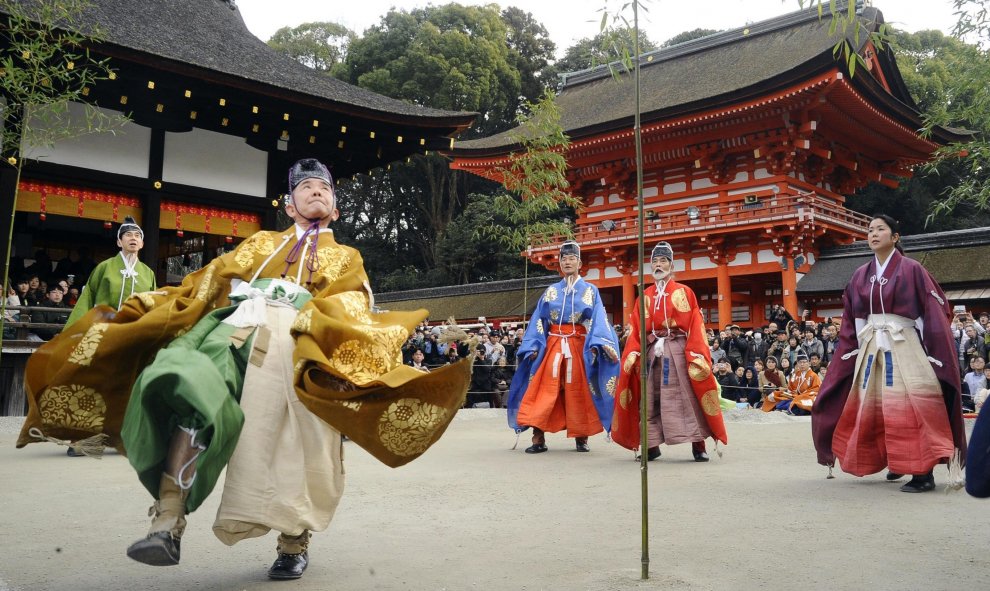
[782,259,799,319]
[621,268,635,326]
[0,166,18,287]
[716,262,732,328]
[140,192,161,277]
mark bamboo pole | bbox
[633,1,649,581]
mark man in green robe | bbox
[18,158,470,580]
[65,216,156,328]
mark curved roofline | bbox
[559,0,867,88]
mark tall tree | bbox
[501,7,558,100]
[267,21,354,78]
[344,3,522,137]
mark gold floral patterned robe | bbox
[17,227,471,469]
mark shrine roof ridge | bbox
[559,0,868,89]
[2,0,476,127]
[818,226,990,259]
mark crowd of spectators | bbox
[953,309,990,412]
[4,251,84,341]
[400,321,525,409]
[706,306,838,410]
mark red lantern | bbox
[104,221,112,230]
[225,236,233,244]
[39,213,46,222]
[177,229,184,238]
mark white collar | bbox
[874,250,895,278]
[294,224,330,240]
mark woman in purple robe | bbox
[812,215,966,492]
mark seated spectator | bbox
[715,360,740,401]
[974,366,990,413]
[407,348,430,373]
[31,284,71,341]
[808,352,824,376]
[491,357,511,408]
[758,356,786,407]
[741,366,760,407]
[779,356,792,377]
[762,352,820,415]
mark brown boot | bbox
[268,531,311,580]
[126,474,188,566]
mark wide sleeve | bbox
[503,292,553,432]
[64,261,105,328]
[914,263,967,462]
[611,294,644,450]
[811,276,861,466]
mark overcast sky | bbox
[235,0,960,55]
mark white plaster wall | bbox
[586,208,626,218]
[728,252,753,266]
[604,266,622,279]
[753,168,772,179]
[642,186,659,198]
[664,181,687,193]
[25,102,151,177]
[163,128,268,196]
[585,268,601,280]
[608,194,625,204]
[590,195,605,207]
[757,249,778,263]
[691,177,715,189]
[691,256,717,270]
[732,171,749,183]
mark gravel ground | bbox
[1,410,981,591]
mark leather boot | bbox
[126,474,188,566]
[268,531,311,580]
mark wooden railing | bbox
[530,193,872,253]
[2,305,71,351]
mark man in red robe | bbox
[613,242,727,461]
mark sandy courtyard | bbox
[0,410,985,591]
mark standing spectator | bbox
[821,323,838,364]
[723,325,749,370]
[782,336,801,368]
[768,303,794,327]
[800,328,824,361]
[766,329,789,364]
[749,330,770,365]
[963,357,987,411]
[710,337,727,366]
[808,352,825,377]
[960,325,985,368]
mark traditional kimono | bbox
[762,368,820,414]
[812,250,966,477]
[612,280,727,451]
[18,227,472,519]
[65,253,156,327]
[506,277,619,437]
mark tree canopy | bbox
[266,21,355,77]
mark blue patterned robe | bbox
[506,277,620,432]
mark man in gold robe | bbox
[17,158,470,579]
